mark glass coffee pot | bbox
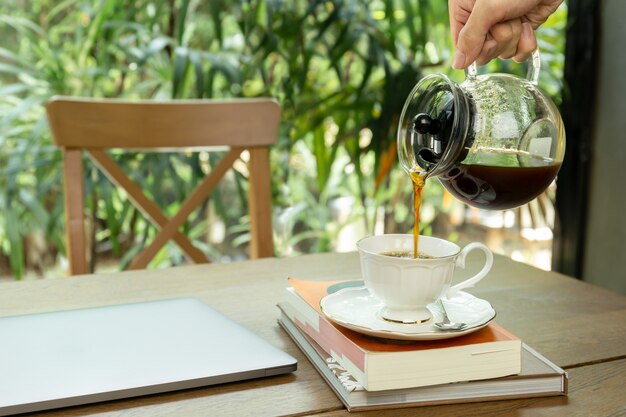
[397,50,565,210]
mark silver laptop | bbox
[0,298,297,416]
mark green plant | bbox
[0,1,235,276]
[0,1,567,278]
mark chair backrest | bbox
[46,97,280,275]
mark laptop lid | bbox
[0,298,297,416]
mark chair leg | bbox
[63,149,89,275]
[248,147,274,258]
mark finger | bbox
[474,20,521,65]
[484,19,521,60]
[475,38,498,66]
[524,0,564,28]
[496,20,522,59]
[513,22,538,63]
[449,0,463,46]
[454,0,504,68]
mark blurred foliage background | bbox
[0,0,567,279]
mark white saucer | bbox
[320,286,496,340]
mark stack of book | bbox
[277,278,568,411]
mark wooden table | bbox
[2,252,626,416]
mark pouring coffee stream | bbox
[410,170,426,258]
[398,50,566,258]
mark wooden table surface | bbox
[1,252,626,416]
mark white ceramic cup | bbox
[357,234,493,324]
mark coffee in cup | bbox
[380,250,433,259]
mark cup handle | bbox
[464,49,541,85]
[446,242,493,298]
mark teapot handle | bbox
[465,49,541,85]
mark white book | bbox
[279,312,567,412]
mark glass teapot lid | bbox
[397,73,473,178]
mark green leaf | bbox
[18,189,50,227]
[44,0,81,25]
[209,0,224,46]
[172,47,189,98]
[312,126,330,192]
[0,47,29,66]
[0,15,47,37]
[5,209,24,279]
[188,51,204,98]
[78,0,117,67]
[0,84,34,96]
[175,0,192,45]
[0,63,36,77]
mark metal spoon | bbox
[433,299,467,331]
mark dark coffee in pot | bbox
[439,151,561,210]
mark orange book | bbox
[279,278,522,391]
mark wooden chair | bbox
[46,97,280,275]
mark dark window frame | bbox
[552,0,599,277]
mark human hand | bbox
[449,0,564,69]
